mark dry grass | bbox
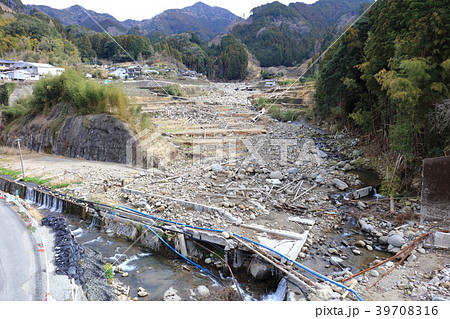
[0,146,32,155]
[27,206,44,224]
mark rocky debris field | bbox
[1,81,448,301]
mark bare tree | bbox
[429,99,450,134]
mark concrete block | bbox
[353,186,373,199]
[424,232,450,250]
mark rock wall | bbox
[3,111,134,164]
[8,83,34,106]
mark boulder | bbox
[388,234,405,248]
[369,269,379,277]
[359,220,374,233]
[164,287,181,301]
[196,285,210,298]
[269,171,283,180]
[355,240,366,248]
[330,256,344,266]
[249,259,271,280]
[332,179,349,191]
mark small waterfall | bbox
[25,187,35,202]
[88,213,100,229]
[25,185,64,213]
[263,277,287,301]
[373,188,383,200]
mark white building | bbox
[7,70,40,81]
[13,62,64,77]
[109,68,127,80]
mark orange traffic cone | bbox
[39,243,45,253]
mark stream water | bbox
[37,208,284,301]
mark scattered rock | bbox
[250,259,271,280]
[137,287,149,298]
[197,285,210,298]
[266,178,282,185]
[288,168,299,175]
[317,150,328,158]
[330,256,344,266]
[343,163,353,171]
[344,278,358,288]
[355,240,366,248]
[332,179,349,191]
[359,220,374,233]
[411,285,427,298]
[164,287,181,301]
[369,270,380,277]
[269,171,283,180]
[211,164,223,172]
[352,249,362,255]
[388,234,406,248]
[327,248,339,255]
[397,281,409,290]
[315,288,334,301]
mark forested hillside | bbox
[232,0,370,67]
[153,32,248,80]
[0,12,81,65]
[314,0,449,193]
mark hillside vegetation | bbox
[1,69,150,132]
[314,0,450,193]
[231,0,370,67]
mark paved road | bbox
[0,199,43,300]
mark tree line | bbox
[314,0,449,193]
[0,10,248,80]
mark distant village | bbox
[0,59,203,82]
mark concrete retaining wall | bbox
[421,156,450,222]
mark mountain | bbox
[26,4,128,35]
[0,0,24,12]
[231,0,372,67]
[126,2,239,40]
[26,2,239,41]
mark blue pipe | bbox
[232,233,363,301]
[142,223,221,284]
[118,205,223,233]
[118,205,363,301]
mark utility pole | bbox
[16,138,25,178]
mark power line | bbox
[270,1,378,104]
[71,0,171,96]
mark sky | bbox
[21,0,318,21]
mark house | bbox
[13,62,64,77]
[7,70,40,81]
[109,68,127,79]
[127,65,142,78]
[0,59,16,71]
